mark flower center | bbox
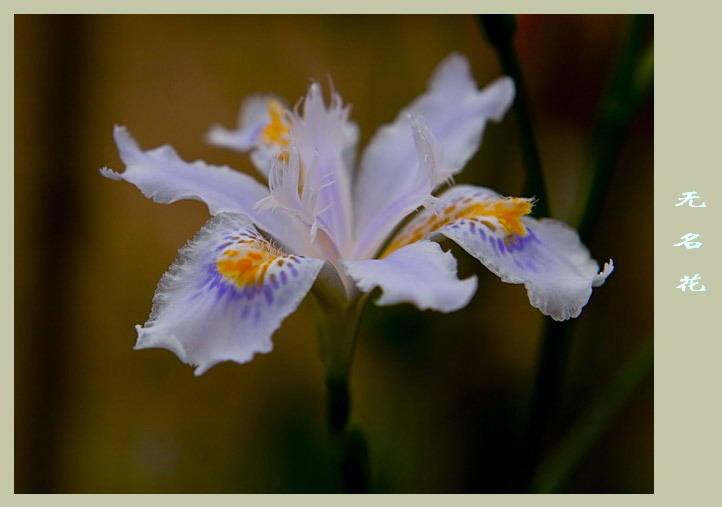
[382,196,533,257]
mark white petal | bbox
[342,240,477,312]
[386,185,612,321]
[206,94,286,177]
[350,116,443,259]
[135,212,324,375]
[103,125,310,255]
[352,53,514,258]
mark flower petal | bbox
[102,125,310,255]
[135,212,324,375]
[352,53,514,258]
[206,94,287,177]
[386,185,613,321]
[350,115,444,259]
[342,240,477,312]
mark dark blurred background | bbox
[15,14,652,493]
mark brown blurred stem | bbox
[314,295,369,493]
[16,15,89,493]
[520,15,652,491]
[477,14,550,217]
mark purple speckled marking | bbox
[525,261,538,272]
[237,285,250,300]
[489,236,497,254]
[477,227,487,240]
[241,305,250,319]
[214,283,230,302]
[497,237,506,255]
[280,270,288,285]
[513,259,525,269]
[264,286,274,304]
[290,266,299,278]
[205,277,219,291]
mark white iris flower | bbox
[102,54,613,375]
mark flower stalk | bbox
[477,14,550,218]
[316,297,362,431]
[576,15,652,244]
[314,293,369,492]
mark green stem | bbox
[519,319,575,489]
[531,340,652,493]
[317,300,361,432]
[314,295,369,493]
[477,14,550,217]
[577,15,653,244]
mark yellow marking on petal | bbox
[381,196,533,258]
[464,199,532,237]
[216,240,281,288]
[260,100,290,148]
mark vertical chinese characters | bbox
[675,191,707,291]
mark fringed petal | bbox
[386,185,613,321]
[135,212,324,375]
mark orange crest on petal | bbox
[215,239,280,288]
[382,196,533,257]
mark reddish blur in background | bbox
[15,14,652,493]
